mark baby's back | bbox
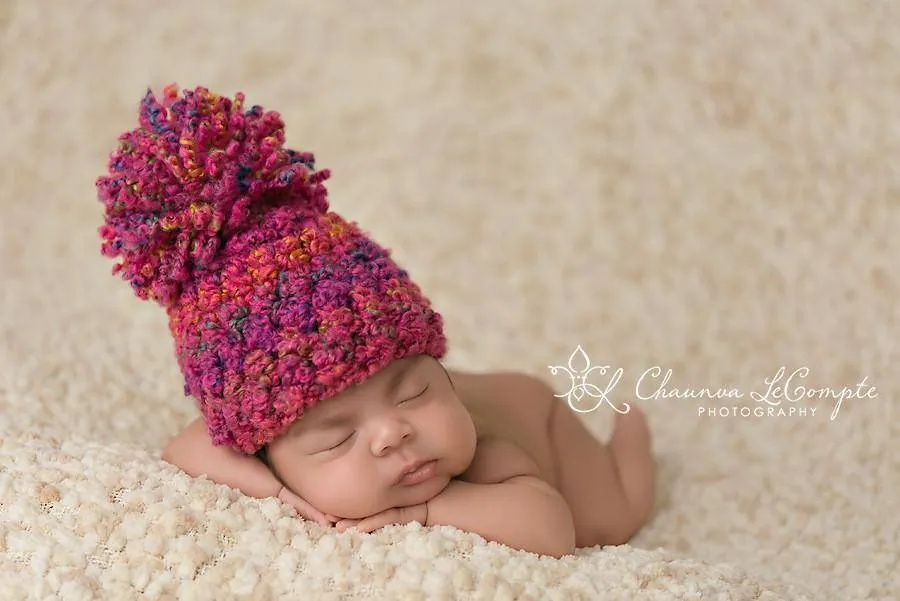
[448,368,639,550]
[448,370,561,488]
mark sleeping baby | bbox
[95,84,656,558]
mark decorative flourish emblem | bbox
[548,345,630,414]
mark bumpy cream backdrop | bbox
[1,2,897,600]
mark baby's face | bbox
[266,355,477,519]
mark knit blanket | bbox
[1,430,810,600]
[1,1,896,599]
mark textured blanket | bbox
[1,1,897,599]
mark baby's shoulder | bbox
[448,368,559,486]
[448,369,556,431]
[448,369,556,409]
[457,434,543,485]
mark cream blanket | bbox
[1,1,896,599]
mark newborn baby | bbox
[162,355,655,557]
[95,84,655,559]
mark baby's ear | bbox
[256,446,281,480]
[254,446,270,468]
[437,361,455,389]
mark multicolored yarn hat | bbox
[95,84,447,454]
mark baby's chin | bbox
[344,474,452,517]
[393,474,452,507]
[318,476,451,520]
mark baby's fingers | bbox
[296,506,331,527]
[277,488,332,526]
[297,508,332,527]
[309,513,333,527]
[355,509,403,533]
[335,519,361,532]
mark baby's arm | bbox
[161,418,332,526]
[425,475,576,558]
[161,418,281,498]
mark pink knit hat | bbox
[95,84,447,454]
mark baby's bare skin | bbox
[449,370,656,547]
[162,357,655,554]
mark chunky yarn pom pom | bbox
[95,84,332,307]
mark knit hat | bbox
[95,84,447,454]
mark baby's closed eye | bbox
[400,384,429,403]
[308,385,432,454]
[325,433,354,450]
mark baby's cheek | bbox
[313,462,388,519]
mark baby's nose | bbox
[373,420,413,454]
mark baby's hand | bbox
[334,503,428,534]
[277,486,337,528]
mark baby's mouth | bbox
[395,459,439,486]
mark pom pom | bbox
[95,84,332,307]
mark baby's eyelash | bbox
[324,432,354,451]
[401,384,429,403]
